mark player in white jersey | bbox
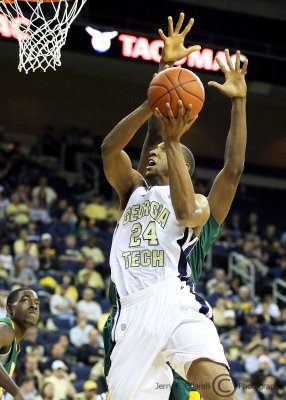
[101,20,248,398]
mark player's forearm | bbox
[165,140,198,225]
[224,97,247,176]
[101,101,152,156]
[138,59,175,176]
[0,364,21,396]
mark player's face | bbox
[10,290,40,327]
[146,142,168,181]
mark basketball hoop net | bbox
[0,0,87,73]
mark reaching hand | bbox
[158,12,201,63]
[208,49,248,98]
[155,101,198,143]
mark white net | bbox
[0,0,87,73]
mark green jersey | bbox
[103,214,222,399]
[0,318,20,396]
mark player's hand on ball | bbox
[208,49,248,98]
[158,12,201,63]
[155,100,198,142]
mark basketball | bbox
[147,67,205,118]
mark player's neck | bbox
[10,318,27,342]
[148,176,169,186]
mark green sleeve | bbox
[188,213,222,284]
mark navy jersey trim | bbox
[177,229,199,278]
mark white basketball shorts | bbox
[107,278,228,400]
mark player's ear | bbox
[6,304,13,317]
[185,162,190,172]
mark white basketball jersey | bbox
[110,185,199,297]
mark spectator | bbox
[85,194,107,221]
[0,217,18,245]
[258,375,285,400]
[49,213,75,242]
[251,355,276,388]
[26,222,41,243]
[245,344,274,374]
[32,176,57,206]
[224,329,243,360]
[206,268,228,296]
[219,309,237,336]
[77,202,87,219]
[255,295,280,319]
[74,380,98,400]
[77,259,104,290]
[69,312,94,348]
[59,234,82,262]
[43,360,76,400]
[55,272,79,301]
[0,244,13,272]
[77,288,102,323]
[13,229,39,258]
[230,275,243,296]
[17,375,37,400]
[240,312,262,343]
[35,382,56,400]
[77,329,104,365]
[29,198,51,224]
[233,286,256,312]
[236,373,259,400]
[16,242,40,272]
[5,192,29,225]
[41,343,69,372]
[10,256,37,286]
[50,199,68,220]
[81,237,105,265]
[0,259,8,281]
[75,218,92,242]
[49,283,77,316]
[0,187,10,220]
[212,298,227,327]
[208,282,230,308]
[39,248,59,272]
[23,355,43,391]
[20,327,45,358]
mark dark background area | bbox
[0,0,286,173]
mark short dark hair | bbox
[6,288,32,307]
[180,144,195,177]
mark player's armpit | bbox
[207,167,241,225]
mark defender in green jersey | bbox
[0,288,40,400]
[103,12,247,400]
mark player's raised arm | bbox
[101,101,152,204]
[138,13,201,176]
[207,49,248,224]
[0,324,24,400]
[155,102,210,230]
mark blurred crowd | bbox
[0,129,285,400]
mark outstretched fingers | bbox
[158,28,167,41]
[182,17,194,37]
[225,49,234,71]
[168,16,174,36]
[235,50,241,71]
[174,12,185,34]
[215,56,227,74]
